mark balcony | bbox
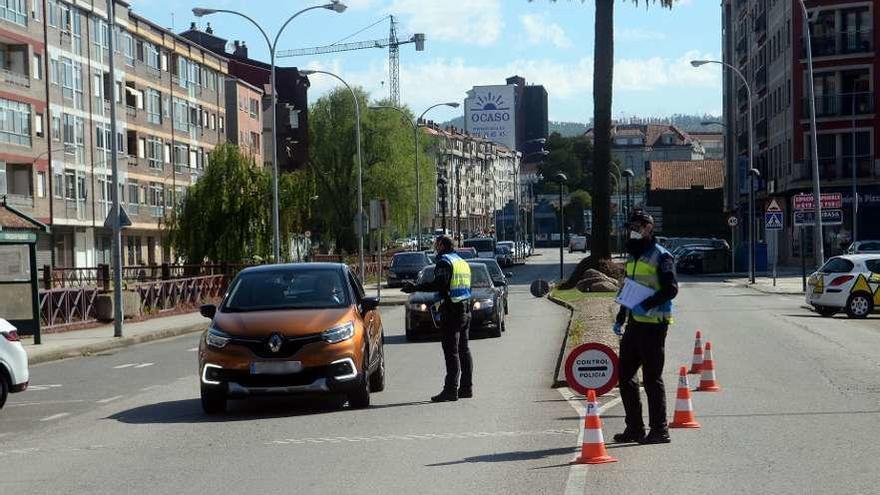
[125,106,137,118]
[803,93,874,118]
[805,30,873,58]
[843,156,874,178]
[1,66,29,88]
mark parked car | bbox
[0,318,28,409]
[197,263,386,413]
[387,251,431,288]
[846,240,880,254]
[806,254,880,318]
[463,238,496,259]
[495,245,514,267]
[658,236,730,251]
[405,263,505,340]
[470,258,512,316]
[569,235,588,253]
[675,247,730,274]
[455,247,478,260]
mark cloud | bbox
[614,50,721,91]
[520,13,572,49]
[387,0,503,47]
[616,28,667,42]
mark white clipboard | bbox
[615,278,655,309]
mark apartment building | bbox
[422,123,520,236]
[584,123,706,177]
[224,76,263,165]
[0,0,228,268]
[723,0,879,263]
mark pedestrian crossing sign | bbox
[765,211,783,230]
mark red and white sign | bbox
[793,193,842,211]
[564,342,619,397]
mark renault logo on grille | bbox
[267,333,284,353]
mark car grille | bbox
[230,334,324,358]
[217,366,329,388]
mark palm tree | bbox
[533,0,675,262]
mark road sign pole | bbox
[731,224,736,273]
[773,230,777,287]
[801,226,807,292]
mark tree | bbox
[565,189,593,234]
[536,132,593,194]
[531,0,676,261]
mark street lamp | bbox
[369,102,459,251]
[797,0,824,266]
[554,172,568,281]
[748,167,761,284]
[692,59,756,283]
[193,1,347,263]
[622,168,634,228]
[299,69,365,280]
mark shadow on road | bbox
[108,397,436,424]
[425,446,578,466]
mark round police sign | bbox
[564,342,619,397]
[530,279,551,298]
[727,216,738,227]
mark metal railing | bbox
[807,30,873,57]
[39,286,100,330]
[0,67,29,88]
[134,274,228,314]
[804,92,874,118]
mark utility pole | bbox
[106,0,123,338]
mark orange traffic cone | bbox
[573,390,618,465]
[688,330,704,374]
[696,342,721,392]
[670,366,701,428]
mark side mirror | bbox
[200,304,216,319]
[361,297,380,313]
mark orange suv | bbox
[198,263,386,413]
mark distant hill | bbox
[441,114,722,138]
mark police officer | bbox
[612,210,678,444]
[403,235,473,402]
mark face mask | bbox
[629,229,644,240]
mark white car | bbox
[569,235,588,253]
[846,240,880,254]
[806,255,880,318]
[0,318,29,409]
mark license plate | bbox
[250,361,302,375]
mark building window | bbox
[1,0,27,26]
[122,32,134,66]
[0,96,32,147]
[36,170,45,197]
[32,53,41,79]
[145,42,160,71]
[209,113,216,130]
[34,113,43,137]
[249,98,260,119]
[145,88,161,124]
[64,169,75,200]
[218,116,224,132]
[147,136,162,169]
[0,162,32,197]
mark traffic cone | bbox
[670,366,701,428]
[688,330,704,374]
[696,342,721,392]
[573,390,618,465]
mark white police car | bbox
[0,318,29,409]
[806,254,880,318]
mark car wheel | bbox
[489,312,503,338]
[369,340,386,392]
[0,375,8,410]
[845,293,873,319]
[504,299,509,315]
[200,384,226,414]
[348,352,371,409]
[814,305,838,317]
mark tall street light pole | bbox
[106,0,123,338]
[369,102,460,250]
[798,0,824,266]
[748,167,761,283]
[554,172,568,281]
[299,69,365,280]
[623,168,634,225]
[692,59,756,283]
[193,2,347,263]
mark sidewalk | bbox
[22,311,208,365]
[725,273,806,295]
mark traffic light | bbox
[437,176,448,230]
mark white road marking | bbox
[39,413,71,422]
[96,395,124,404]
[27,384,63,391]
[7,400,85,408]
[134,362,154,368]
[561,387,623,495]
[267,429,577,446]
[113,363,137,369]
[187,347,199,352]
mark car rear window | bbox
[223,267,350,311]
[392,253,428,267]
[865,259,880,274]
[819,257,855,274]
[469,265,493,288]
[859,242,880,251]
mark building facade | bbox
[422,124,520,237]
[0,0,228,268]
[584,123,706,177]
[224,77,263,165]
[723,0,879,264]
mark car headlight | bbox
[473,299,494,310]
[205,327,231,349]
[322,321,355,344]
[409,303,428,312]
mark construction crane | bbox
[276,16,425,106]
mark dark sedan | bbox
[405,263,504,341]
[387,252,431,288]
[469,258,511,316]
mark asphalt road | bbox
[0,249,584,495]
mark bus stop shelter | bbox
[0,198,48,344]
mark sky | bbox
[132,0,723,124]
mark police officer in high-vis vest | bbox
[612,210,679,444]
[403,235,473,402]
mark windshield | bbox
[456,249,477,259]
[223,267,350,311]
[463,239,495,252]
[416,266,435,285]
[471,259,504,281]
[469,264,493,288]
[392,252,428,267]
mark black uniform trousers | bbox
[618,320,669,432]
[439,301,473,392]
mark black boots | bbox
[430,389,459,402]
[639,429,671,444]
[612,428,646,443]
[457,388,473,399]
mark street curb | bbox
[546,293,574,389]
[378,299,407,307]
[27,322,208,365]
[731,281,804,296]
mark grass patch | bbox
[550,288,616,305]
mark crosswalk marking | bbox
[96,395,124,404]
[134,362,154,368]
[113,363,136,369]
[40,413,70,422]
